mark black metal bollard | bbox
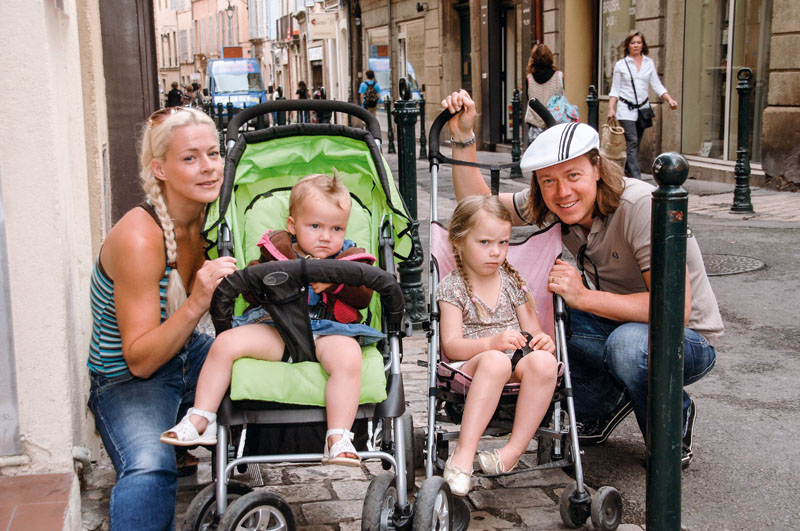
[586,85,599,131]
[257,111,265,130]
[217,103,224,131]
[418,94,427,159]
[393,82,425,323]
[510,89,522,178]
[226,102,235,132]
[647,152,689,531]
[385,96,396,154]
[730,68,755,214]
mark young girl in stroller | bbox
[161,174,384,467]
[437,195,559,496]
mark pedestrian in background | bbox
[523,43,564,143]
[359,70,381,118]
[608,31,678,179]
[296,80,309,123]
[166,81,183,108]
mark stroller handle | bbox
[210,259,406,334]
[225,101,381,143]
[427,98,557,163]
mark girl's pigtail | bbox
[456,251,488,321]
[502,260,536,313]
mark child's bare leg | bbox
[316,335,362,458]
[184,324,284,433]
[449,350,512,470]
[498,350,558,469]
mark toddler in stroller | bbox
[436,195,559,496]
[161,174,384,466]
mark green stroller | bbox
[182,100,435,530]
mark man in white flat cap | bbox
[440,90,723,468]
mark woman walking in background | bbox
[608,31,678,179]
[523,43,564,143]
[296,80,310,123]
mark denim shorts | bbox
[233,306,385,347]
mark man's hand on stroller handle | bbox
[441,89,477,143]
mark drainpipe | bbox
[0,454,30,468]
[388,0,393,101]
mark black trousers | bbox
[619,119,645,179]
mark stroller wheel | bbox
[412,476,455,531]
[362,474,398,531]
[216,490,295,531]
[590,486,622,531]
[402,411,417,489]
[559,482,591,529]
[181,480,252,531]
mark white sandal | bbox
[322,429,361,467]
[160,408,217,446]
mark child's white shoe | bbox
[322,429,361,467]
[443,455,472,496]
[477,448,519,474]
[160,408,217,446]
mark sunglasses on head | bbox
[148,106,190,126]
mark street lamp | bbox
[226,1,234,46]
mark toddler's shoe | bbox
[477,448,519,474]
[443,455,472,496]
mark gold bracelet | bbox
[450,134,476,148]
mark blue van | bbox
[368,57,422,101]
[205,58,266,125]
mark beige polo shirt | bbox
[513,177,724,346]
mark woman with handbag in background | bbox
[524,43,567,143]
[608,31,678,179]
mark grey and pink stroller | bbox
[419,102,623,530]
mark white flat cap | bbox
[520,122,600,172]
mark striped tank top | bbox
[87,204,171,377]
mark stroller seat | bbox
[430,220,561,399]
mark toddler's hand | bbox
[492,329,527,352]
[528,331,555,354]
[311,281,334,294]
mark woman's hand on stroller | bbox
[527,331,555,354]
[188,257,238,312]
[492,329,528,352]
[441,89,477,142]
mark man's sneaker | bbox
[681,399,697,469]
[577,398,634,446]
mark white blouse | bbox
[609,55,668,121]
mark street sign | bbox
[309,13,336,40]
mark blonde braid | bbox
[454,251,488,321]
[137,109,215,316]
[502,260,536,313]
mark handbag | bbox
[624,59,654,129]
[546,73,580,124]
[601,118,627,160]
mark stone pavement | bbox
[80,133,799,530]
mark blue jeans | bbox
[567,309,716,438]
[88,332,212,530]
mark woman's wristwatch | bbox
[450,133,476,148]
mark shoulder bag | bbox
[624,60,654,129]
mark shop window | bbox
[599,0,637,96]
[681,0,771,162]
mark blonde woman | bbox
[86,107,237,529]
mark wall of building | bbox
[761,0,800,189]
[0,0,105,525]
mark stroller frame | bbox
[421,101,622,530]
[189,101,418,531]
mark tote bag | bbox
[601,118,626,161]
[546,76,580,124]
